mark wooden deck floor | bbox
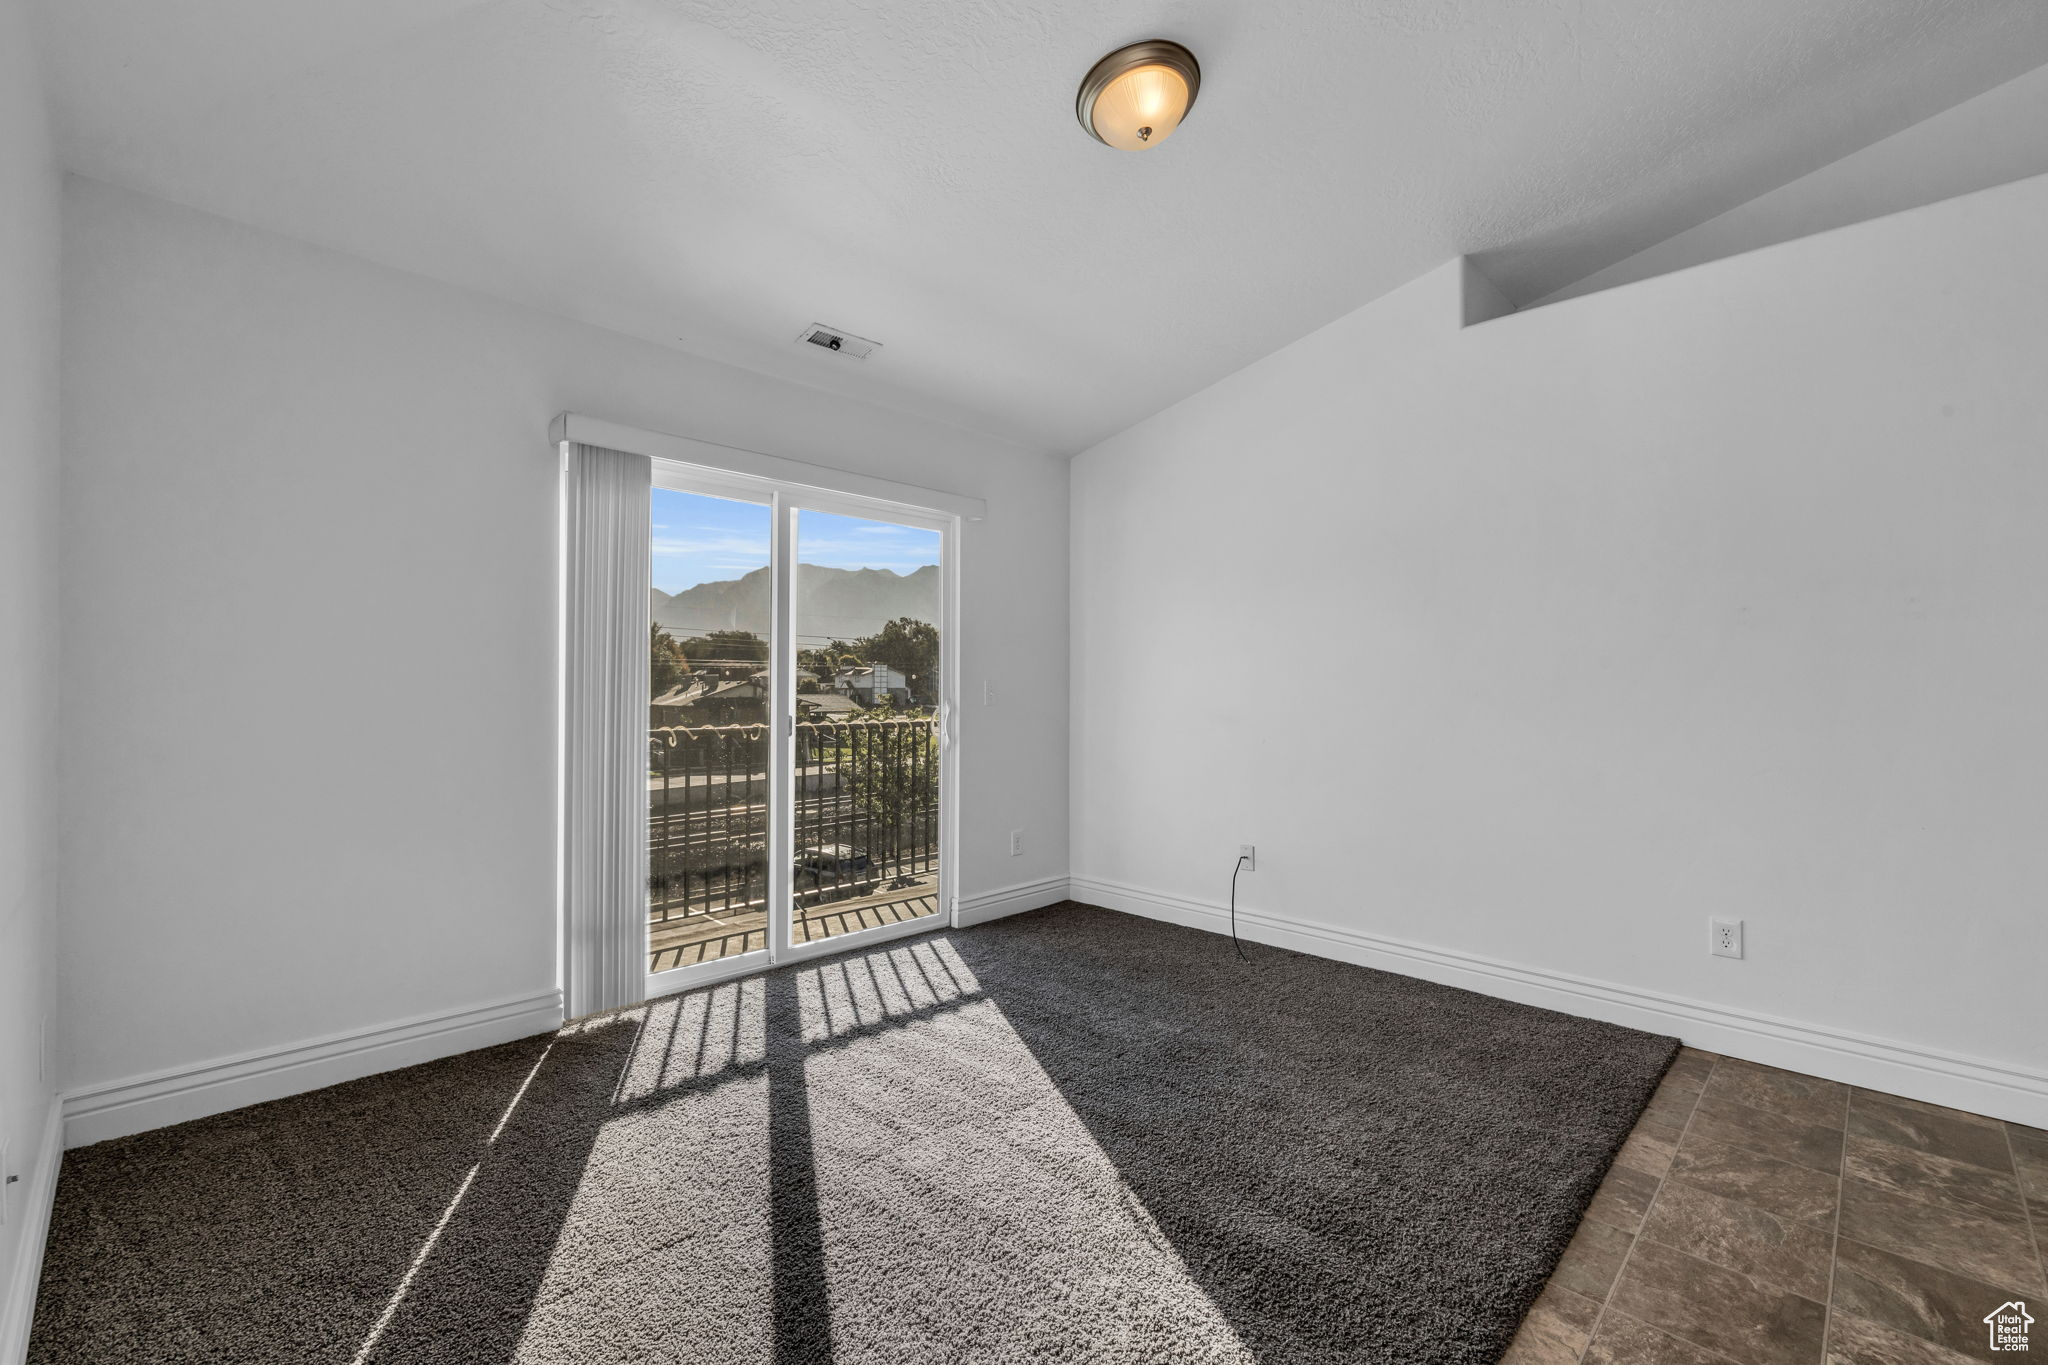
[647,880,941,973]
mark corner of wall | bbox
[0,1105,62,1363]
[1,0,65,1353]
[1459,258,1517,327]
[1530,62,2048,308]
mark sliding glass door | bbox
[643,470,953,993]
[785,508,945,950]
[645,484,775,974]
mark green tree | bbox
[799,640,860,680]
[842,716,939,888]
[650,624,692,695]
[678,629,768,676]
[859,618,939,704]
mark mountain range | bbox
[652,563,937,644]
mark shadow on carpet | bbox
[30,902,1676,1364]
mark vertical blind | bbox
[562,442,651,1018]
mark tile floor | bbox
[1505,1049,2047,1364]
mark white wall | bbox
[1072,174,2048,1124]
[59,178,1069,1122]
[0,0,62,1344]
[1541,61,2048,305]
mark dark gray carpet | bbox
[31,902,1676,1364]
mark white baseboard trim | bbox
[1069,875,2048,1128]
[956,875,1071,927]
[1,1102,63,1365]
[61,989,565,1149]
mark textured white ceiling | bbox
[31,0,2048,453]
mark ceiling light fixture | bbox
[1076,39,1201,151]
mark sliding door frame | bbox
[770,486,958,972]
[633,445,964,1002]
[640,467,777,999]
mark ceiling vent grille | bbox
[796,323,881,360]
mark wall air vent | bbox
[796,323,882,360]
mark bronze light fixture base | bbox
[1076,39,1202,150]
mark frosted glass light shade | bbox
[1077,41,1201,151]
[1091,65,1190,149]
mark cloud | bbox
[796,535,937,567]
[652,535,769,560]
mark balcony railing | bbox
[647,716,940,932]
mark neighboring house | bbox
[649,676,768,726]
[651,680,709,727]
[691,677,769,723]
[656,670,846,728]
[796,691,863,720]
[833,664,910,706]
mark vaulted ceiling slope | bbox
[31,1,2048,453]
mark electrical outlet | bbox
[1009,829,1023,857]
[983,680,997,705]
[1239,844,1256,872]
[1710,917,1744,959]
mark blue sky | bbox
[651,488,939,593]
